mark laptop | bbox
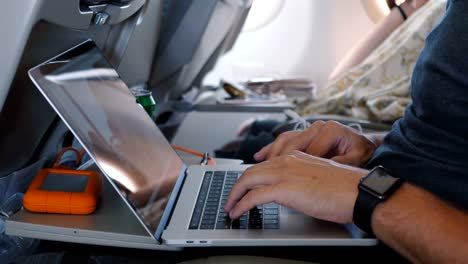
[28,40,376,247]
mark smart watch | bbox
[353,166,403,234]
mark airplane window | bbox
[204,1,376,89]
[242,0,285,32]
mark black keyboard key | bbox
[204,210,217,216]
[216,216,232,229]
[231,219,241,229]
[218,212,228,218]
[189,172,213,229]
[205,204,217,210]
[250,217,262,222]
[264,224,279,229]
[192,170,251,230]
[203,171,283,231]
[189,219,200,229]
[203,221,216,226]
[199,171,225,229]
[213,172,226,179]
[192,210,202,218]
[201,220,216,226]
[204,206,218,212]
[264,203,279,209]
[200,224,215,230]
[216,222,231,229]
[205,214,217,220]
[250,220,262,226]
[250,207,262,212]
[264,219,278,224]
[249,223,263,229]
[202,215,216,220]
[264,209,278,215]
[193,211,203,220]
[250,209,261,214]
[205,203,218,208]
[251,214,262,220]
[264,214,278,220]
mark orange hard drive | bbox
[23,168,102,215]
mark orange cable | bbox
[53,147,82,168]
[171,144,205,158]
[171,144,216,165]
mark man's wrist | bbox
[344,170,367,223]
[353,167,404,234]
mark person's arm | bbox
[372,184,468,263]
[226,152,468,263]
[329,1,420,80]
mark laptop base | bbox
[163,165,378,247]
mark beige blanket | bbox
[297,0,447,122]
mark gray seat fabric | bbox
[150,0,251,101]
[0,0,161,177]
[0,0,249,174]
[0,23,89,177]
[147,0,251,140]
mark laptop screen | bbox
[28,41,186,241]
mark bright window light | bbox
[242,0,285,32]
[376,0,391,16]
[363,0,408,23]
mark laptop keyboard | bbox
[189,171,279,230]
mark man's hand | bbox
[254,121,380,166]
[225,151,367,224]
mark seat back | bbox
[0,0,164,176]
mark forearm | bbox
[329,3,411,80]
[372,184,468,263]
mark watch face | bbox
[360,167,401,196]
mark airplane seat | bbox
[148,0,251,140]
[0,0,250,177]
[0,0,164,176]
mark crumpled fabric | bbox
[0,158,48,263]
[297,0,447,123]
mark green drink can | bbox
[131,87,156,119]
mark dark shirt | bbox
[367,0,468,209]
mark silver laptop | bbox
[28,40,376,247]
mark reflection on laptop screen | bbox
[29,41,186,239]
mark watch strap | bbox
[396,5,408,20]
[353,189,380,234]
